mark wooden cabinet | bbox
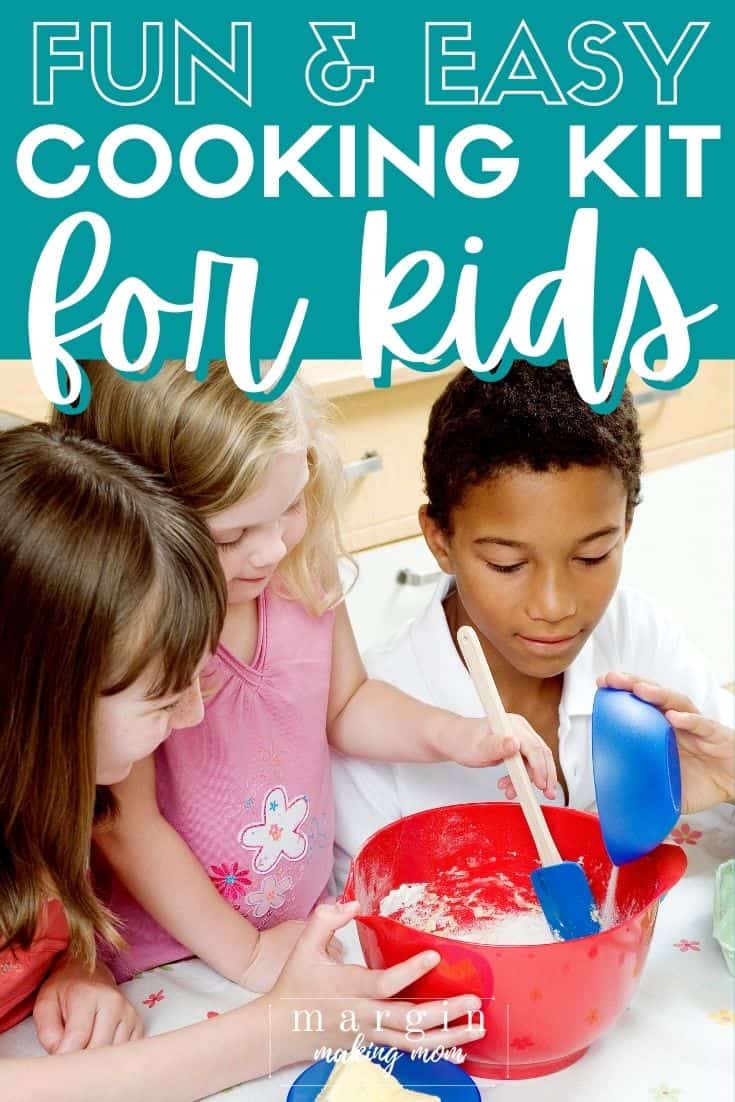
[2,358,733,551]
[628,362,735,471]
[303,362,461,551]
[312,359,735,551]
[0,360,50,422]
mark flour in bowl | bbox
[378,879,557,945]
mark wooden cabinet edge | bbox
[345,513,422,553]
[643,428,735,473]
[301,359,463,400]
[345,428,735,552]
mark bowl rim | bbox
[342,801,687,949]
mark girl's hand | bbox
[270,901,485,1065]
[33,957,144,1054]
[598,672,735,813]
[240,920,345,993]
[439,714,558,800]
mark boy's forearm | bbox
[3,999,294,1102]
[98,816,258,984]
[328,678,454,762]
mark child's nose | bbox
[527,567,577,623]
[249,527,287,570]
[171,681,205,729]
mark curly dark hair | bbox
[424,360,642,531]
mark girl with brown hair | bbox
[0,421,225,1047]
[0,423,487,1099]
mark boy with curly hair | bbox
[333,360,733,886]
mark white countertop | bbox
[2,814,732,1102]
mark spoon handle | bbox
[457,625,562,868]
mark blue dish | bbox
[287,1051,480,1100]
[592,687,681,866]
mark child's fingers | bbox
[111,1018,136,1046]
[629,682,695,713]
[599,673,695,715]
[665,710,720,743]
[326,934,346,962]
[86,1004,125,1050]
[383,994,482,1032]
[32,989,65,1054]
[301,901,360,953]
[373,1021,485,1052]
[370,950,441,999]
[510,715,557,797]
[54,998,96,1054]
[597,671,642,690]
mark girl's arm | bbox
[96,757,303,991]
[4,994,281,1102]
[327,603,557,798]
[2,902,485,1102]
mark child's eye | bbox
[487,562,525,574]
[576,551,612,566]
[160,699,181,713]
[215,531,247,551]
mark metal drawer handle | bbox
[344,450,383,482]
[396,568,443,587]
[633,389,681,408]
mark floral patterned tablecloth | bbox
[2,813,733,1102]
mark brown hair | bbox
[424,361,642,531]
[0,424,226,967]
[52,361,347,613]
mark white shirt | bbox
[332,577,734,890]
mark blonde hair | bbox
[52,361,347,613]
[0,425,226,967]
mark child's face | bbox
[94,663,207,785]
[421,464,629,679]
[206,449,310,605]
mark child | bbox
[1,424,482,1099]
[51,359,555,988]
[329,361,735,886]
[0,423,223,1049]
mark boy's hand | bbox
[270,901,485,1065]
[598,672,735,813]
[437,714,558,800]
[240,920,344,993]
[33,956,144,1054]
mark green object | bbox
[714,859,735,976]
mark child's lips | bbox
[516,631,582,654]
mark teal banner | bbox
[1,4,732,408]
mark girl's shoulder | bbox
[265,580,336,632]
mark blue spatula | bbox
[457,626,600,941]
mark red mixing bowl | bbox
[343,802,686,1080]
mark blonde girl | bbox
[53,360,555,990]
[1,424,480,1100]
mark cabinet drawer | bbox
[343,535,441,655]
